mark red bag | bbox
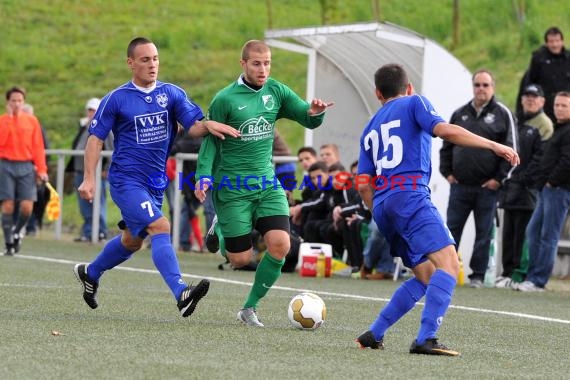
[166,157,176,181]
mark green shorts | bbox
[212,186,289,238]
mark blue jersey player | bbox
[355,64,519,355]
[73,37,239,318]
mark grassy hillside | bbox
[2,0,570,151]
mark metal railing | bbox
[45,149,111,244]
[45,149,297,250]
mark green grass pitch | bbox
[1,237,569,379]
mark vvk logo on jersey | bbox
[135,111,169,144]
[262,95,275,111]
[156,93,168,108]
[239,116,273,142]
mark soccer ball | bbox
[287,292,326,330]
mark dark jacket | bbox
[498,124,543,210]
[327,186,359,221]
[529,46,570,120]
[299,186,334,222]
[440,96,517,186]
[515,70,531,120]
[536,120,570,190]
[66,122,114,173]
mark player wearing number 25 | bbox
[73,37,238,317]
[355,64,519,355]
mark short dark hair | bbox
[350,160,358,170]
[127,37,153,58]
[297,146,317,157]
[308,161,328,174]
[374,64,408,99]
[5,86,26,100]
[544,26,563,42]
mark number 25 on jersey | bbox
[363,120,403,175]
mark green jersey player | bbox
[195,40,333,326]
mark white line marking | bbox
[13,254,570,325]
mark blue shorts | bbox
[373,191,455,269]
[110,182,164,238]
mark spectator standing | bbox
[68,97,113,242]
[519,84,554,141]
[0,87,48,255]
[439,69,517,288]
[517,91,570,292]
[528,27,570,122]
[504,84,551,284]
[496,95,544,288]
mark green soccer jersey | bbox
[196,76,324,187]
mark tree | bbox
[319,0,339,25]
[513,0,526,48]
[266,0,273,29]
[451,0,460,50]
[371,0,381,22]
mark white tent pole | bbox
[305,49,316,147]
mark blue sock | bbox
[416,269,456,344]
[88,235,134,281]
[150,233,187,300]
[370,277,426,340]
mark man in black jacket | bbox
[440,69,517,288]
[518,91,570,292]
[528,27,570,122]
[496,111,543,288]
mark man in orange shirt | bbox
[0,86,48,255]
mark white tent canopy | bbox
[265,22,479,272]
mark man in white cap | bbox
[67,98,114,242]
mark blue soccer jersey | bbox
[358,94,445,207]
[89,81,204,187]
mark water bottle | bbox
[484,226,497,287]
[457,251,465,286]
[316,252,326,277]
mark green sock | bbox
[243,252,284,309]
[512,239,529,283]
[215,222,227,258]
